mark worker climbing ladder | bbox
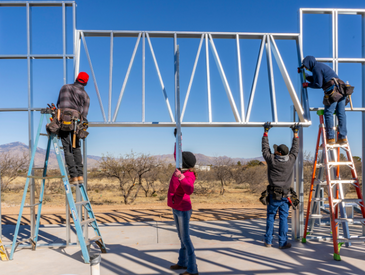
[302,110,365,260]
[9,108,106,263]
[0,237,9,261]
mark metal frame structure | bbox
[1,2,365,248]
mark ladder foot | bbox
[95,240,107,253]
[301,237,307,243]
[333,253,341,261]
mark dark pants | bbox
[59,130,83,178]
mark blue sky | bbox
[1,0,365,160]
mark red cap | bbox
[76,72,89,84]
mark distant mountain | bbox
[0,142,101,169]
[0,141,263,169]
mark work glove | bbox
[174,128,182,138]
[173,168,185,180]
[297,67,303,73]
[290,123,300,134]
[302,82,309,88]
[263,122,272,133]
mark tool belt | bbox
[322,78,354,106]
[259,185,300,208]
[59,108,80,132]
[77,120,89,140]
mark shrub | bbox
[159,195,166,201]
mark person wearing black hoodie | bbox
[301,55,347,144]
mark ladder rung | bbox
[325,144,349,149]
[335,218,365,223]
[316,164,325,168]
[328,161,353,166]
[24,203,41,207]
[75,201,89,207]
[33,167,44,170]
[310,214,323,219]
[80,218,95,226]
[40,133,48,136]
[87,235,102,244]
[27,175,65,179]
[312,198,328,202]
[331,180,357,184]
[337,236,365,243]
[333,199,363,204]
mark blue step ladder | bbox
[9,108,106,263]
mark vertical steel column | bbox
[108,32,114,123]
[332,10,338,73]
[174,34,182,168]
[83,139,88,239]
[142,32,146,122]
[0,173,2,237]
[62,2,67,85]
[361,13,365,235]
[26,2,35,239]
[236,34,245,122]
[292,106,300,240]
[265,36,278,122]
[205,34,212,123]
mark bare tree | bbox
[99,154,139,205]
[142,168,159,196]
[0,151,29,191]
[212,157,233,195]
[157,163,175,193]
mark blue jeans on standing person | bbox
[324,95,347,140]
[264,194,289,247]
[173,209,198,274]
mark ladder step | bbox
[75,200,89,207]
[328,161,353,166]
[80,218,95,226]
[335,218,365,223]
[40,133,48,136]
[325,144,349,149]
[337,236,365,243]
[87,235,102,245]
[27,175,65,179]
[33,167,44,170]
[312,198,328,202]
[24,203,41,208]
[310,214,323,219]
[333,199,363,204]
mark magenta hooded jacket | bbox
[167,144,196,211]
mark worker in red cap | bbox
[56,72,90,184]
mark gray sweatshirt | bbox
[261,136,299,192]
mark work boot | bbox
[69,177,79,184]
[77,176,84,183]
[279,242,292,249]
[327,139,336,145]
[180,272,199,275]
[264,242,272,247]
[170,264,187,270]
[337,138,348,145]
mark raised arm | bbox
[308,67,323,89]
[289,123,300,159]
[262,122,273,162]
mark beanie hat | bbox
[182,151,196,169]
[76,72,89,85]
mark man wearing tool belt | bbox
[261,122,299,249]
[57,72,90,184]
[301,55,349,145]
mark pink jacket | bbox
[167,144,196,211]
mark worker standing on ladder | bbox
[301,56,348,144]
[261,122,299,249]
[56,72,90,184]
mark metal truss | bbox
[76,30,311,127]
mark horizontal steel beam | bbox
[89,121,312,127]
[315,57,365,63]
[0,108,42,112]
[80,30,299,40]
[0,2,74,7]
[301,8,365,15]
[310,107,365,112]
[0,55,74,60]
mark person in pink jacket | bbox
[168,129,198,275]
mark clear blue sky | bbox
[1,0,365,160]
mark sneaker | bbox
[180,272,199,275]
[264,242,272,247]
[327,139,336,145]
[77,176,84,183]
[337,138,348,145]
[170,264,187,270]
[69,177,79,184]
[279,242,292,249]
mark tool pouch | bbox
[77,121,89,139]
[289,187,300,208]
[268,185,284,201]
[60,110,74,131]
[259,189,269,206]
[322,86,343,106]
[46,118,61,135]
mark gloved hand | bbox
[174,128,182,138]
[290,123,300,134]
[302,82,309,88]
[173,168,185,180]
[263,122,272,133]
[297,67,302,73]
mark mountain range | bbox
[0,142,263,169]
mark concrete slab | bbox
[1,219,365,274]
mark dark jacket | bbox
[262,136,299,192]
[302,56,338,89]
[57,82,90,119]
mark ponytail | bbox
[189,168,198,179]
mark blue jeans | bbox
[264,194,289,247]
[173,209,198,274]
[324,95,347,139]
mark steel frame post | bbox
[174,35,182,168]
[362,13,365,235]
[265,35,278,122]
